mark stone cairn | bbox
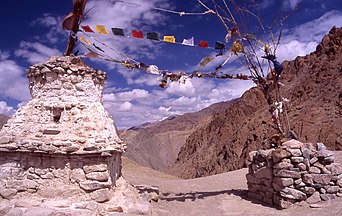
[246,139,342,209]
[0,56,151,215]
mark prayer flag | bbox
[198,40,208,48]
[112,28,124,36]
[132,30,143,38]
[215,41,225,50]
[182,37,194,46]
[93,43,104,52]
[86,51,99,58]
[80,36,91,45]
[95,25,109,34]
[147,32,159,41]
[163,36,176,43]
[81,25,94,33]
[231,41,243,55]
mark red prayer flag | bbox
[132,30,143,38]
[198,40,208,48]
[81,25,94,33]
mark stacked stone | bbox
[0,56,126,155]
[0,56,125,203]
[246,139,342,209]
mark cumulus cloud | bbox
[0,55,31,101]
[15,42,61,64]
[0,101,15,116]
[277,10,342,61]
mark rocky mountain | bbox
[119,101,232,171]
[169,27,342,178]
[0,114,9,129]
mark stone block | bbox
[245,173,258,184]
[291,157,304,163]
[86,172,109,182]
[281,139,304,149]
[275,170,300,179]
[320,193,336,201]
[326,186,340,194]
[306,192,321,204]
[326,163,342,175]
[296,163,307,171]
[309,167,321,174]
[79,180,111,191]
[70,169,86,183]
[273,161,293,169]
[288,148,302,157]
[90,188,111,203]
[311,174,332,185]
[272,149,291,163]
[255,167,273,180]
[273,177,294,187]
[303,174,313,185]
[303,187,316,195]
[280,187,307,200]
[310,157,318,165]
[83,164,107,174]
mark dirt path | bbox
[122,152,342,216]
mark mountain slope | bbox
[169,27,342,179]
[119,101,233,171]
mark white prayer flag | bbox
[182,37,194,46]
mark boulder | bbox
[311,174,332,185]
[281,139,304,149]
[280,187,307,200]
[272,149,291,163]
[306,192,321,204]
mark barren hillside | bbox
[169,27,342,178]
[0,114,9,129]
[119,101,233,171]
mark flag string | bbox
[113,0,215,17]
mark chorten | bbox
[0,56,148,212]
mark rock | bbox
[255,167,273,179]
[291,157,304,163]
[83,164,107,174]
[297,163,307,171]
[273,161,293,169]
[0,188,17,199]
[281,139,304,149]
[326,186,340,194]
[40,200,72,208]
[311,174,332,185]
[274,196,294,209]
[320,193,336,201]
[90,188,111,203]
[336,179,342,187]
[246,151,257,165]
[321,167,332,174]
[108,206,123,213]
[294,178,302,185]
[275,170,301,179]
[22,207,55,216]
[149,192,159,202]
[310,204,323,208]
[70,169,86,183]
[85,172,109,182]
[272,149,291,163]
[288,148,302,157]
[309,167,321,174]
[310,157,318,165]
[0,136,12,144]
[302,174,313,185]
[320,188,326,194]
[306,192,321,204]
[316,143,327,151]
[0,200,11,215]
[317,149,334,158]
[280,187,307,200]
[303,187,316,195]
[326,163,342,175]
[324,155,335,164]
[5,208,24,216]
[313,162,324,169]
[79,180,111,191]
[245,173,258,184]
[273,177,294,187]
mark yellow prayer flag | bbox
[95,25,109,34]
[231,41,243,55]
[80,36,91,45]
[163,36,176,43]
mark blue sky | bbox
[0,0,341,128]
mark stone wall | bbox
[246,139,342,209]
[0,152,121,203]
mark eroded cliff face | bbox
[169,27,342,179]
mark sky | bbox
[0,0,341,128]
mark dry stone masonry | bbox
[0,56,151,215]
[246,139,342,209]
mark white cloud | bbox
[118,101,133,111]
[277,10,342,61]
[282,0,303,10]
[0,101,14,116]
[0,56,31,101]
[15,42,61,64]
